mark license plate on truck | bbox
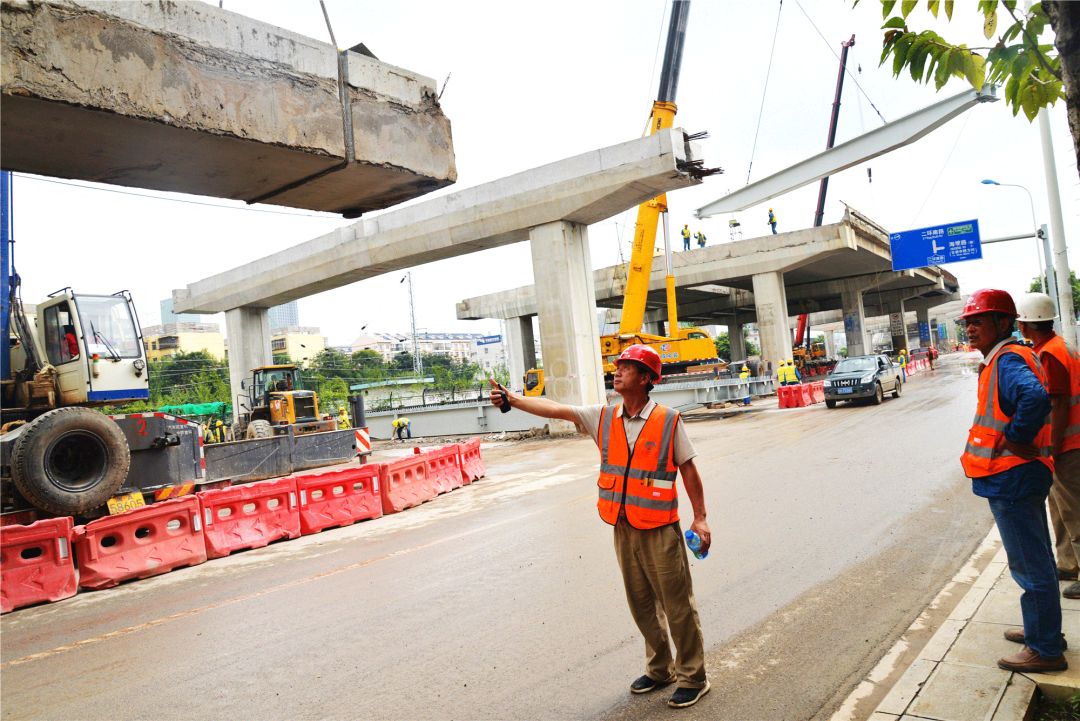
[107,492,147,515]
[837,387,853,394]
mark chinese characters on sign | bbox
[890,219,982,272]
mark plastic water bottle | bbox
[684,529,708,560]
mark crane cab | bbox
[7,290,148,409]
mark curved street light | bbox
[980,179,1044,292]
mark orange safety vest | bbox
[596,403,680,529]
[1036,334,1080,455]
[961,343,1055,478]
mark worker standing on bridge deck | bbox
[960,289,1065,673]
[768,208,777,234]
[1017,293,1080,599]
[681,223,691,251]
[489,344,711,709]
[694,230,706,249]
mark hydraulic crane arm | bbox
[617,0,689,336]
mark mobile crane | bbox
[524,0,721,395]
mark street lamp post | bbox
[980,179,1059,324]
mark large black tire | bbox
[10,407,130,515]
[825,399,837,409]
[246,419,274,439]
[872,383,884,405]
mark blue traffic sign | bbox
[889,219,982,271]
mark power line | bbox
[791,0,888,125]
[910,111,972,226]
[746,0,785,185]
[12,174,337,218]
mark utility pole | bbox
[1038,109,1076,347]
[404,271,422,376]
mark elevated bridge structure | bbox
[457,207,959,385]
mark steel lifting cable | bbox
[792,0,887,125]
[745,0,784,186]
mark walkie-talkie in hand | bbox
[492,380,512,413]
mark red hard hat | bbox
[616,344,662,382]
[959,289,1018,319]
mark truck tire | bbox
[10,407,130,515]
[872,383,884,405]
[246,419,274,439]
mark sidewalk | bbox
[844,526,1080,720]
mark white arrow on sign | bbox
[932,239,945,254]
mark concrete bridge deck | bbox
[0,0,455,215]
[458,207,959,381]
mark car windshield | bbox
[833,358,877,373]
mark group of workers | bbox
[680,224,707,251]
[958,289,1079,674]
[774,359,802,386]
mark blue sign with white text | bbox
[889,219,981,271]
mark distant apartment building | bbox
[143,322,225,361]
[268,301,300,331]
[271,326,325,366]
[472,334,505,372]
[351,332,497,366]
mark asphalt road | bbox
[1,353,994,721]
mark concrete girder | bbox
[176,129,700,313]
[1,0,455,214]
[695,87,997,217]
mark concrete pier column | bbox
[885,300,909,353]
[529,221,605,412]
[504,316,537,392]
[752,271,791,375]
[225,306,272,423]
[912,303,933,349]
[728,321,746,362]
[824,330,837,358]
[841,280,869,357]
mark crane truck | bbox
[524,0,722,396]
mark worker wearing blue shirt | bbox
[960,289,1064,673]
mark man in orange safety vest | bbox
[960,288,1065,673]
[489,345,711,709]
[1017,292,1080,599]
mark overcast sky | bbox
[9,0,1078,347]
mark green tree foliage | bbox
[874,1,1063,120]
[1030,270,1080,317]
[713,331,760,360]
[149,351,229,406]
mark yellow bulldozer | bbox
[236,364,336,439]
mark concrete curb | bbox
[833,524,1080,721]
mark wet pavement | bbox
[1,354,992,720]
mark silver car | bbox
[823,354,903,408]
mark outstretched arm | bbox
[679,458,711,554]
[488,378,578,423]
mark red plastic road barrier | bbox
[799,384,813,406]
[74,496,206,591]
[1,516,77,613]
[297,465,383,535]
[198,477,300,559]
[809,381,826,404]
[355,427,372,455]
[776,386,790,408]
[458,437,486,484]
[381,453,437,515]
[425,445,464,493]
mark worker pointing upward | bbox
[489,345,711,709]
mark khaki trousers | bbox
[613,519,707,688]
[1049,450,1080,573]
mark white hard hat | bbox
[1016,292,1057,322]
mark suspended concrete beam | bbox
[175,128,701,313]
[695,87,997,217]
[1,0,455,215]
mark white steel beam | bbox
[695,87,997,218]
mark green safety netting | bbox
[156,401,232,418]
